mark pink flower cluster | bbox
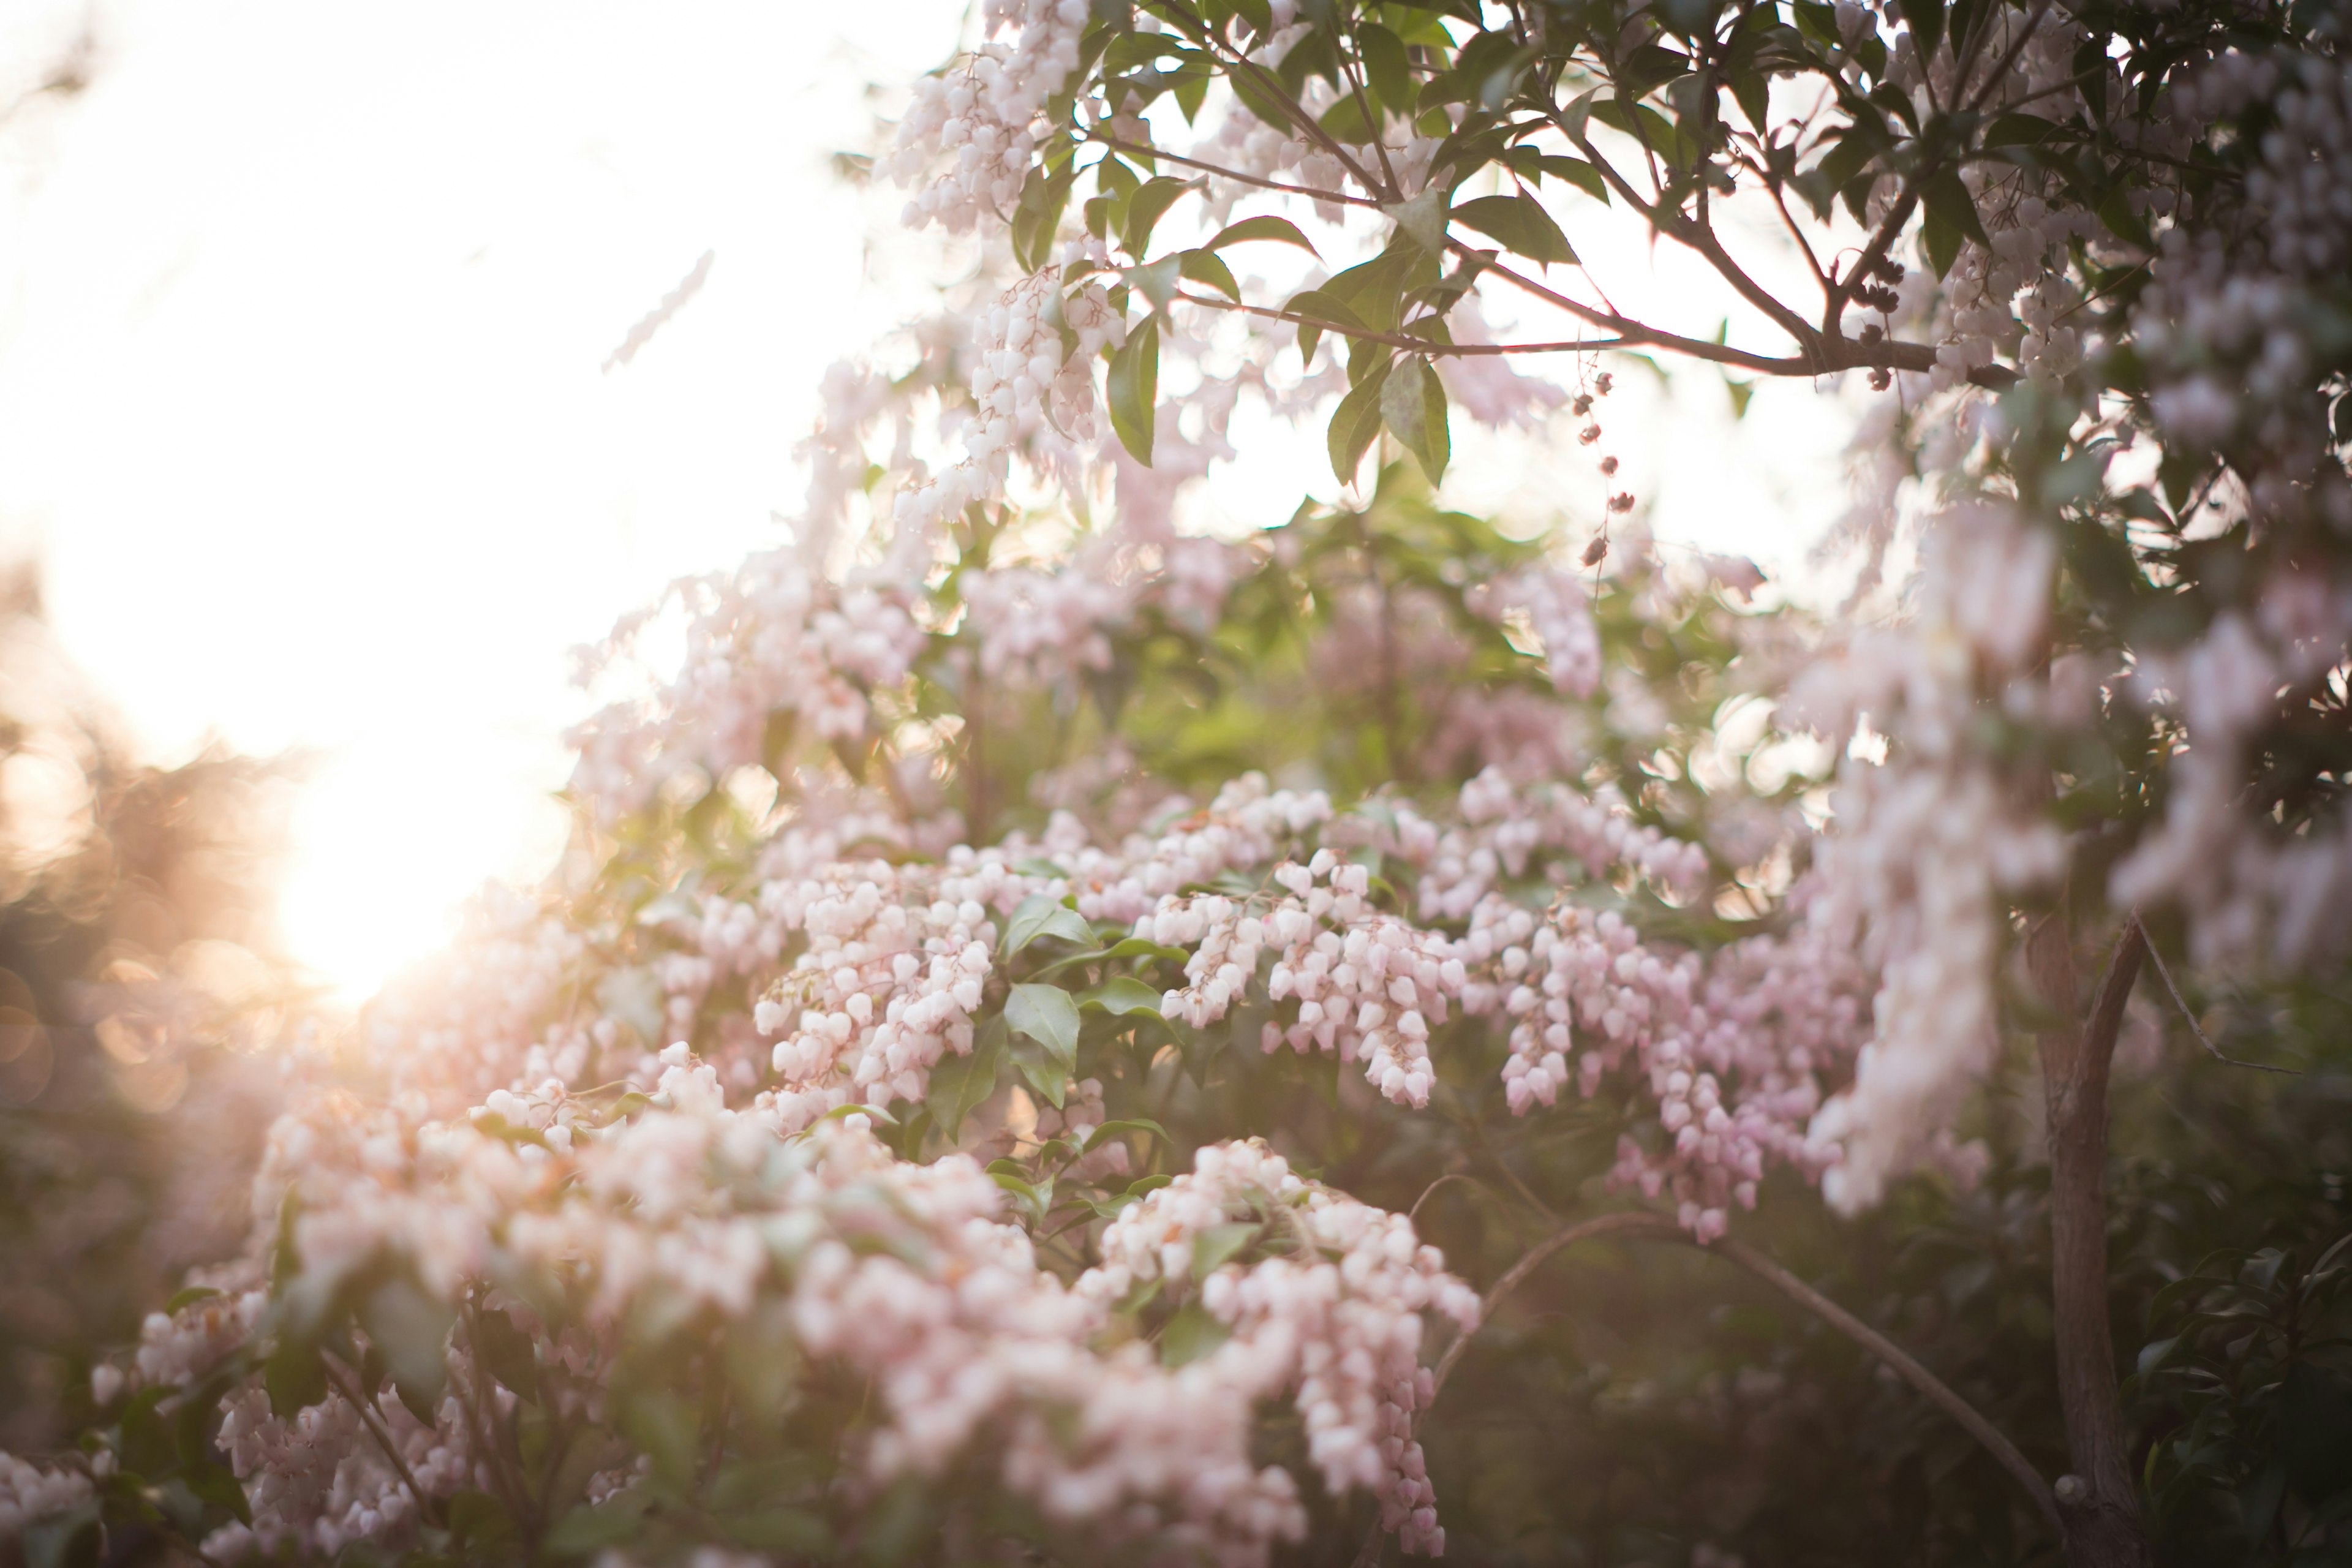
[1080,1139,1480,1557]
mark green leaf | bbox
[1128,253,1184,312]
[1178,248,1242,301]
[1318,93,1379,145]
[1082,1117,1170,1153]
[617,1385,699,1488]
[1191,1220,1261,1279]
[1006,984,1081,1071]
[1159,1300,1232,1366]
[1357,23,1413,111]
[264,1332,329,1420]
[1002,894,1095,956]
[1896,0,1943,63]
[1983,110,2063,148]
[182,1457,251,1526]
[449,1488,516,1548]
[359,1276,456,1425]
[1121,176,1197,256]
[1923,200,1965,279]
[1328,357,1392,484]
[1381,356,1450,483]
[1534,154,1610,202]
[1011,164,1075,274]
[925,1017,1007,1143]
[1280,286,1368,368]
[1384,184,1449,254]
[2280,1363,2352,1502]
[2095,185,2153,252]
[1205,214,1320,257]
[1100,935,1191,967]
[1921,165,1988,249]
[1106,313,1160,464]
[988,1163,1053,1223]
[1008,1038,1069,1106]
[472,1308,540,1405]
[1449,193,1575,266]
[1079,977,1166,1016]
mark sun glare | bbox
[278,747,571,1003]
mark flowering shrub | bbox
[7,1,2352,1566]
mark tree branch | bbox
[2031,911,2155,1568]
[322,1361,443,1530]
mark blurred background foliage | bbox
[0,564,301,1454]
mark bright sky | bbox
[0,1,1861,1001]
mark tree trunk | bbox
[2029,913,2154,1568]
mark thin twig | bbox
[1349,1210,2062,1564]
[1084,133,1380,210]
[1714,1237,2061,1532]
[1406,1172,1481,1223]
[2135,918,2300,1074]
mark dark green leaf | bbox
[1921,165,1988,248]
[925,1017,1007,1143]
[1006,984,1081,1071]
[1082,1117,1170,1153]
[2280,1363,2352,1502]
[448,1488,516,1548]
[1381,356,1450,483]
[1328,358,1392,484]
[617,1385,699,1488]
[1079,976,1166,1016]
[265,1332,328,1420]
[2096,185,2153,252]
[1159,1300,1232,1366]
[1898,0,1943,65]
[1106,313,1160,464]
[1357,23,1413,111]
[1535,154,1610,202]
[1281,286,1368,368]
[1205,214,1320,256]
[359,1276,456,1425]
[1191,1220,1261,1279]
[472,1308,540,1405]
[1449,194,1575,266]
[1177,248,1242,300]
[1002,894,1095,956]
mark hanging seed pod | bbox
[1607,492,1635,514]
[1599,455,1619,475]
[1581,535,1610,567]
[1579,424,1602,445]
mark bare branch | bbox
[2134,917,2301,1074]
[1350,1210,2060,1565]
